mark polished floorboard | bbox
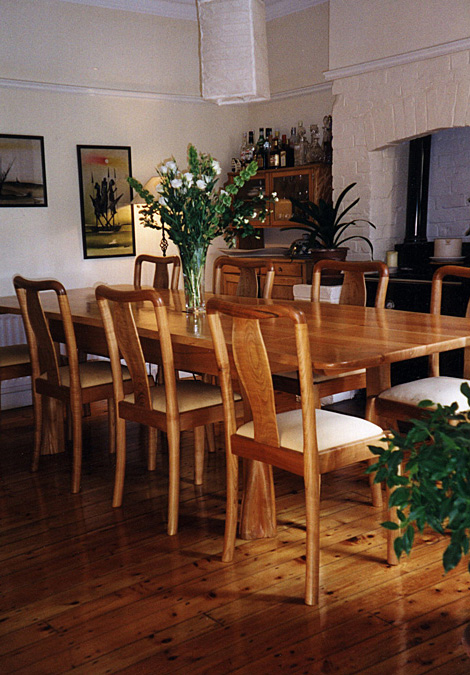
[1,397,469,674]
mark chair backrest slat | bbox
[134,254,181,291]
[311,260,389,308]
[13,276,80,392]
[96,285,179,418]
[213,256,275,299]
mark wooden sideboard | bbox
[217,256,314,300]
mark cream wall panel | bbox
[267,3,329,93]
[0,0,200,95]
[329,0,470,69]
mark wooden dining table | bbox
[2,285,470,540]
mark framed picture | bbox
[0,134,47,207]
[77,145,135,259]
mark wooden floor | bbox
[1,397,470,674]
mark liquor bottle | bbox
[270,132,280,168]
[239,132,248,166]
[280,134,288,167]
[308,124,324,163]
[263,127,272,169]
[295,120,308,166]
[255,128,265,169]
[246,130,255,164]
[322,115,333,164]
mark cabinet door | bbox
[227,173,267,228]
[268,164,332,227]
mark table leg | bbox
[239,459,277,540]
[40,398,65,454]
[365,364,391,397]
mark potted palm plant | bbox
[282,182,376,261]
[367,382,470,573]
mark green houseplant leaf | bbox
[282,182,376,255]
[367,383,470,573]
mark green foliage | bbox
[367,382,470,573]
[282,182,375,254]
[127,145,268,255]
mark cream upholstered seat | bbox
[273,260,389,399]
[367,265,470,429]
[207,297,391,606]
[13,275,133,494]
[124,380,240,414]
[96,284,243,536]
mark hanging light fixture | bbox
[196,0,271,105]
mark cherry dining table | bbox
[2,285,470,540]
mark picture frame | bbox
[77,145,135,259]
[0,134,48,207]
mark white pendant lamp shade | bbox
[197,0,271,105]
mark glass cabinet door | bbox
[271,170,310,226]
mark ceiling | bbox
[58,0,325,22]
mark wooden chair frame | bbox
[273,260,389,398]
[213,256,275,300]
[96,285,242,535]
[367,264,470,429]
[133,254,181,291]
[207,296,389,605]
[13,275,131,493]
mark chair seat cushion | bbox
[40,361,131,388]
[0,344,30,367]
[278,368,366,384]
[127,380,241,414]
[378,376,470,410]
[236,408,383,453]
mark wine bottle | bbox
[255,128,265,169]
[246,130,255,164]
[239,132,248,166]
[280,134,288,167]
[263,127,272,169]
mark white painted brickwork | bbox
[331,48,470,262]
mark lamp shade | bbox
[197,0,270,105]
[131,176,161,204]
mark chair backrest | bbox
[133,254,181,291]
[207,297,318,466]
[213,256,275,299]
[13,276,81,394]
[311,260,389,308]
[429,264,470,377]
[95,285,179,419]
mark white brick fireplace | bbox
[328,45,470,262]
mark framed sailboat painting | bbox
[0,134,47,207]
[77,144,135,259]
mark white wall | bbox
[329,0,470,69]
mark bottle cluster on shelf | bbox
[232,115,332,173]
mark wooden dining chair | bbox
[0,343,31,412]
[13,275,133,492]
[367,264,470,429]
[207,297,390,605]
[273,260,389,398]
[95,285,243,535]
[133,254,181,291]
[213,256,275,299]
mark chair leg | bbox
[368,458,383,508]
[194,425,205,485]
[304,473,321,606]
[166,420,180,536]
[222,447,239,563]
[147,427,157,471]
[206,423,216,453]
[31,392,43,472]
[107,399,116,454]
[112,416,127,508]
[70,402,83,494]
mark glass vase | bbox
[180,245,207,314]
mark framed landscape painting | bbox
[0,134,47,207]
[77,145,135,259]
